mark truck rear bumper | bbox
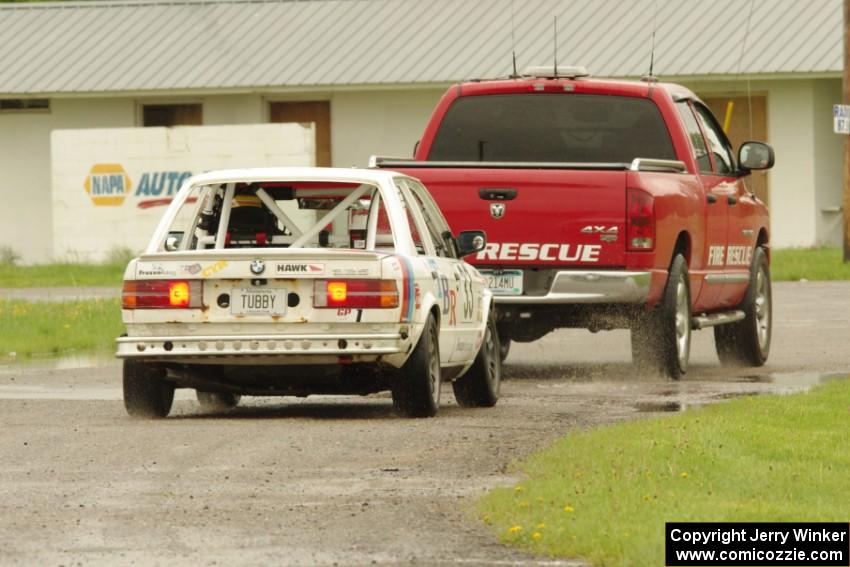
[495,270,652,305]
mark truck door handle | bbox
[727,196,738,205]
[479,188,517,201]
[706,194,717,204]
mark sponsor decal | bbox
[332,267,371,276]
[708,245,753,267]
[276,263,325,275]
[84,164,132,207]
[137,263,176,277]
[476,243,602,263]
[182,263,202,275]
[200,260,228,277]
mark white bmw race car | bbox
[117,167,500,418]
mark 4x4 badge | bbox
[490,203,506,219]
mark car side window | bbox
[402,179,457,259]
[394,180,432,256]
[693,103,736,176]
[676,102,713,174]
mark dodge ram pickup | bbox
[372,66,774,379]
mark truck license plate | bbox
[479,270,523,296]
[231,288,286,316]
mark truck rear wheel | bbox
[631,254,691,380]
[453,308,501,407]
[123,360,175,418]
[392,314,441,417]
[714,247,772,366]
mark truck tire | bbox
[197,391,241,412]
[714,247,772,366]
[123,360,175,419]
[392,314,441,417]
[631,254,691,379]
[453,308,501,407]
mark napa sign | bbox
[52,122,315,261]
[84,165,192,208]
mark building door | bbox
[270,101,331,167]
[703,95,768,205]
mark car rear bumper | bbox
[116,332,408,361]
[494,270,653,305]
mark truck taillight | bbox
[122,280,203,309]
[313,279,399,309]
[627,189,655,251]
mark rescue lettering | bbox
[476,243,602,263]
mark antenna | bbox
[648,0,658,77]
[510,0,518,78]
[553,16,558,77]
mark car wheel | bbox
[714,247,772,366]
[123,360,175,418]
[630,254,691,380]
[498,336,511,363]
[392,313,441,417]
[196,391,241,412]
[453,307,501,407]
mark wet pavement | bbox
[0,286,119,302]
[0,281,847,565]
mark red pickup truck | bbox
[373,67,774,379]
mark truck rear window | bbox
[428,94,676,164]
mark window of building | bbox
[142,104,202,127]
[0,99,49,112]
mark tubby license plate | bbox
[479,270,523,296]
[231,287,286,316]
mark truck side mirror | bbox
[456,230,486,257]
[738,141,774,172]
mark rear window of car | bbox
[428,93,676,164]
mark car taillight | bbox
[627,189,655,251]
[313,279,399,309]
[123,280,203,309]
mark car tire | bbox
[123,360,175,419]
[196,391,241,412]
[453,308,501,408]
[630,254,691,380]
[498,336,511,363]
[392,313,441,418]
[714,247,772,367]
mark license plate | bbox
[231,288,286,316]
[479,270,523,296]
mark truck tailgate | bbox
[399,168,627,268]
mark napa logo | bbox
[84,163,131,206]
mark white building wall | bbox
[0,80,841,262]
[812,79,844,246]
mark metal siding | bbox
[0,0,842,95]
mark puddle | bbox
[634,400,683,413]
[736,371,848,392]
[0,352,118,375]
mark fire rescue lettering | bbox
[476,243,602,262]
[708,245,752,267]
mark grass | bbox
[478,379,850,566]
[771,247,850,281]
[0,299,123,359]
[0,263,126,288]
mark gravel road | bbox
[0,281,847,566]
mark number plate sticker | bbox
[479,270,523,296]
[231,288,286,316]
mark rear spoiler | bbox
[369,155,687,173]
